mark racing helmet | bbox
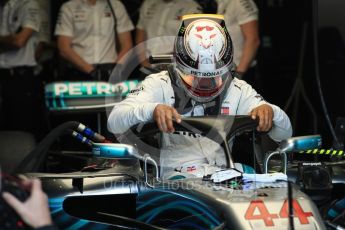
[174,14,235,103]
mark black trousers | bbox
[65,63,116,81]
[0,67,47,140]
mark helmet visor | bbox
[177,68,231,99]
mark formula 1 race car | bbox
[3,114,344,230]
[1,55,344,229]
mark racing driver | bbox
[107,14,292,179]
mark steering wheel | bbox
[129,115,258,168]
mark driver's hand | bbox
[153,104,181,133]
[249,104,274,132]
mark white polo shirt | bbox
[137,0,202,56]
[217,0,258,67]
[55,0,134,64]
[0,0,40,68]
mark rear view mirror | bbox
[278,135,322,153]
[264,135,322,174]
[92,143,159,186]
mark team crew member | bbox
[108,14,292,179]
[0,0,42,137]
[35,0,51,61]
[217,0,261,89]
[136,0,202,67]
[55,0,134,81]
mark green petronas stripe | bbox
[298,149,344,156]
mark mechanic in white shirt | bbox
[55,0,134,81]
[0,0,43,138]
[136,0,202,67]
[217,0,261,90]
[108,14,292,179]
[0,0,40,67]
[35,0,51,61]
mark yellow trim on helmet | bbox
[181,14,225,20]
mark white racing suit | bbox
[108,71,292,179]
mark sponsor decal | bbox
[46,80,139,98]
[174,131,202,138]
[190,70,223,77]
[255,94,264,101]
[129,86,144,95]
[221,107,230,115]
[186,166,197,172]
[74,13,86,21]
[221,101,231,115]
[245,199,313,227]
[302,162,322,166]
[160,78,168,83]
[185,19,226,62]
[93,147,100,155]
[234,84,241,90]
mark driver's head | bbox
[173,14,235,103]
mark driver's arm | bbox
[237,82,292,142]
[107,74,168,134]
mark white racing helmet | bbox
[174,14,235,103]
